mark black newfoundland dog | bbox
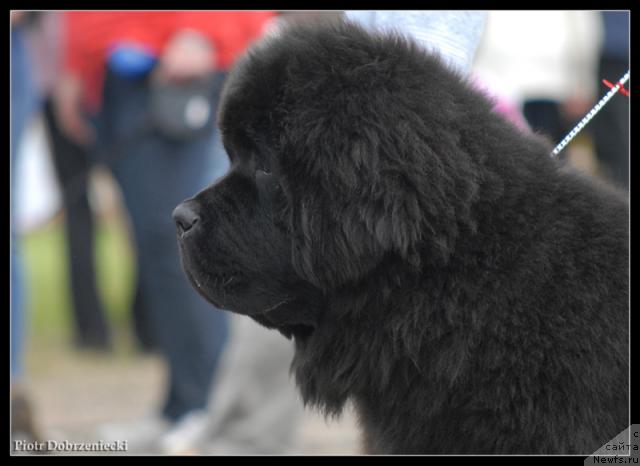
[173,21,629,454]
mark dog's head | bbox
[174,21,481,340]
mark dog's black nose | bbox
[173,202,200,234]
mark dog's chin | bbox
[179,244,321,342]
[184,266,318,341]
[178,245,250,310]
[182,266,232,310]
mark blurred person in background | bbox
[590,11,629,191]
[473,11,603,155]
[44,90,115,351]
[20,11,137,353]
[52,11,274,452]
[10,10,45,444]
[45,84,157,351]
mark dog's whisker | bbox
[263,297,292,314]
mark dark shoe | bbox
[11,382,43,446]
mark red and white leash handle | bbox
[551,71,630,157]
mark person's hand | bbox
[53,73,96,146]
[10,11,26,25]
[154,30,216,83]
[561,95,593,122]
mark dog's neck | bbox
[291,260,467,436]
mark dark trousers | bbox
[43,98,112,349]
[590,57,629,191]
[94,68,230,420]
[43,98,157,351]
[522,99,567,146]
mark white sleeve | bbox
[567,11,604,100]
[345,10,487,75]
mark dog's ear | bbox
[283,112,479,290]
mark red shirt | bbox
[62,11,276,112]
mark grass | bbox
[20,211,136,348]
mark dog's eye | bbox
[255,156,271,175]
[255,168,276,192]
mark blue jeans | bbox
[11,26,40,380]
[95,69,230,420]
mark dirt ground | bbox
[17,338,362,456]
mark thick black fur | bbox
[175,21,629,454]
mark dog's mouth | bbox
[185,266,317,340]
[181,259,246,307]
[179,244,319,342]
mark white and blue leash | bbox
[551,70,630,157]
